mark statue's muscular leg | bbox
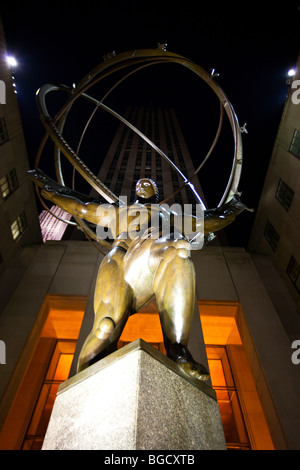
[150,238,209,381]
[77,242,133,372]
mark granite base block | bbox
[42,339,226,450]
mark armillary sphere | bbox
[34,45,244,251]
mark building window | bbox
[264,220,280,252]
[289,129,300,159]
[11,211,27,241]
[0,296,86,450]
[286,256,300,294]
[0,168,18,199]
[22,340,76,450]
[206,346,251,449]
[275,179,294,211]
[0,117,9,145]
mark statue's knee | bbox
[95,317,115,340]
[174,239,190,256]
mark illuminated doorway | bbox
[21,340,76,450]
[0,295,87,450]
[199,300,274,450]
[206,346,250,449]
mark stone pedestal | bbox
[42,339,226,450]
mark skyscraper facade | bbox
[96,106,205,207]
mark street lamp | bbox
[5,55,17,68]
[5,55,18,93]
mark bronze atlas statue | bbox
[29,47,253,382]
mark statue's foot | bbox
[77,317,117,373]
[164,341,210,381]
[77,335,118,373]
[176,359,209,381]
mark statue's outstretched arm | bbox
[173,196,253,243]
[28,168,115,228]
[41,188,103,225]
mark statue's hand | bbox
[222,195,254,215]
[28,169,58,202]
[41,188,56,201]
[28,169,67,196]
[27,169,51,189]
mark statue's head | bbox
[135,178,158,204]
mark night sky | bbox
[1,1,299,246]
